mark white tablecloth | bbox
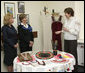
[13,51,76,72]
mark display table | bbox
[13,51,76,72]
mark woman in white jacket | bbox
[63,7,80,72]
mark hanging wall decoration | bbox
[4,2,15,18]
[18,2,25,13]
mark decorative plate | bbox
[36,51,54,60]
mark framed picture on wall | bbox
[4,2,15,18]
[18,2,25,13]
[17,14,29,25]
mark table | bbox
[13,51,76,72]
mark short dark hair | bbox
[64,7,74,16]
[19,14,27,22]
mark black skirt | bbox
[3,44,17,66]
[19,42,32,53]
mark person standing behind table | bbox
[1,13,18,72]
[18,14,34,53]
[63,7,80,72]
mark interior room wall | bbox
[46,1,84,40]
[24,1,44,52]
[75,1,84,40]
[46,1,75,51]
[1,1,44,53]
[1,1,84,53]
[45,1,75,16]
[46,1,84,50]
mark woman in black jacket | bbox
[2,13,18,72]
[18,14,34,53]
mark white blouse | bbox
[63,17,80,40]
[21,23,28,28]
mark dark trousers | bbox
[64,40,78,71]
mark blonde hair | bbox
[3,13,13,25]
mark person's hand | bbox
[63,27,69,32]
[14,43,18,48]
[29,41,34,47]
[55,31,61,35]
